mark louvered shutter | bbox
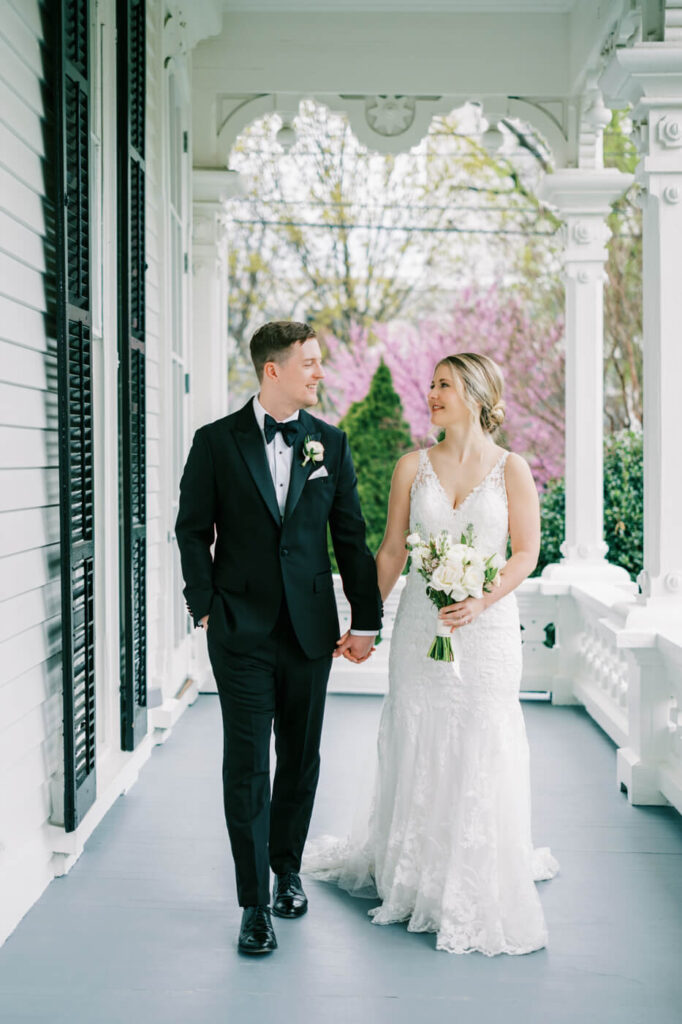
[54,0,97,830]
[117,0,147,749]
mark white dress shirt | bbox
[252,394,298,516]
[252,395,375,638]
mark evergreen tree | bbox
[336,361,414,558]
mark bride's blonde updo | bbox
[436,353,506,435]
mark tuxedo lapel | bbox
[284,411,318,522]
[233,401,282,526]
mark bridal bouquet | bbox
[405,524,504,663]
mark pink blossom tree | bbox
[320,322,382,419]
[322,285,565,488]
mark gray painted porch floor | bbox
[1,695,681,1024]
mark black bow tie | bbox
[263,414,300,447]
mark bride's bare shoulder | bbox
[503,450,538,496]
[393,448,422,487]
[396,448,422,471]
[503,450,533,478]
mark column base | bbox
[541,558,636,588]
[617,746,669,806]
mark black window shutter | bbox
[117,0,147,750]
[54,0,97,831]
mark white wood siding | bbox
[0,0,62,945]
[144,8,194,706]
[0,0,200,947]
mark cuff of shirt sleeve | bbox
[350,629,377,636]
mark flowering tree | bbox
[321,285,565,488]
[322,323,382,417]
[226,97,559,402]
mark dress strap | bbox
[411,448,431,491]
[489,450,510,494]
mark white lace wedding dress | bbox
[303,448,559,955]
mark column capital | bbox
[600,44,682,114]
[540,168,634,219]
[601,44,682,183]
[193,168,244,206]
[541,169,633,269]
[192,169,242,272]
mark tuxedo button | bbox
[280,547,289,556]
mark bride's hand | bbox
[439,596,486,631]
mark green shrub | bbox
[603,430,643,579]
[330,361,413,568]
[534,475,565,575]
[534,430,643,580]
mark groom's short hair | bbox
[250,321,316,381]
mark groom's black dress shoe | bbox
[238,906,277,954]
[272,871,308,918]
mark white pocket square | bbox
[308,465,328,480]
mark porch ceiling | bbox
[221,1,579,12]
[195,0,609,99]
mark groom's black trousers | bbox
[207,597,333,907]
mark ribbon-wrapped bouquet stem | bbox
[406,524,505,663]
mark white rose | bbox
[307,440,324,462]
[461,563,485,598]
[406,532,422,548]
[302,437,325,466]
[465,549,485,569]
[444,544,469,574]
[488,552,506,571]
[428,565,458,598]
[444,557,465,582]
[449,583,469,602]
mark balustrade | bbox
[329,573,682,815]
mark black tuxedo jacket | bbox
[175,400,382,660]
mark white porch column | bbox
[601,46,682,614]
[540,169,633,584]
[190,169,241,694]
[191,169,241,431]
[595,43,682,806]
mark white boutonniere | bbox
[302,436,324,467]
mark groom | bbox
[175,321,382,955]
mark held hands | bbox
[333,630,376,663]
[438,596,486,632]
[200,614,377,662]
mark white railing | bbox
[657,630,682,812]
[571,585,633,747]
[330,572,682,815]
[329,576,564,696]
[329,575,404,695]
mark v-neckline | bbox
[425,449,506,514]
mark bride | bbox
[303,352,559,956]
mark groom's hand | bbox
[200,614,209,629]
[333,631,376,663]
